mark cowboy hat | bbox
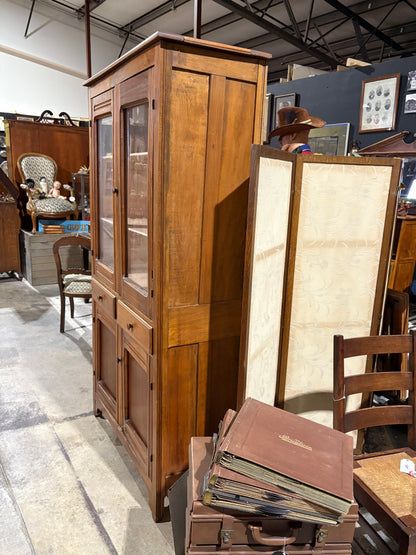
[269,106,326,140]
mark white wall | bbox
[0,0,138,119]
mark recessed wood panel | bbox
[196,337,240,435]
[200,79,257,304]
[166,70,209,307]
[164,345,198,476]
[126,349,149,450]
[98,319,117,401]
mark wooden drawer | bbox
[92,278,116,318]
[117,300,153,354]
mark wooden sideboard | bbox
[5,119,89,230]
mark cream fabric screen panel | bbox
[280,159,399,428]
[240,147,293,405]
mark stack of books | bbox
[42,224,64,234]
[201,398,354,526]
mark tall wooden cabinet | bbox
[85,32,269,520]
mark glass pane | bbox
[97,116,114,269]
[125,103,149,294]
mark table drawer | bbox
[117,300,153,354]
[92,278,116,319]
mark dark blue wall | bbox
[267,56,416,152]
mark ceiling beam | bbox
[121,0,190,33]
[210,0,341,67]
[323,0,404,50]
[76,0,107,17]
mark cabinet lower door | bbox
[93,305,119,424]
[122,334,152,480]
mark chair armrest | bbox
[62,184,77,208]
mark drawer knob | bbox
[127,323,134,331]
[98,295,103,301]
[112,187,119,195]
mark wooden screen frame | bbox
[238,149,401,429]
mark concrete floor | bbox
[0,276,175,554]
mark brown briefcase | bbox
[186,437,358,554]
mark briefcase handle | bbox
[248,524,296,546]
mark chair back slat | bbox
[343,334,413,358]
[345,372,413,396]
[344,405,413,433]
[333,331,416,451]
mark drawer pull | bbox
[248,525,296,547]
[112,187,119,195]
[127,323,134,331]
[98,295,103,301]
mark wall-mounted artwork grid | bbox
[239,146,401,429]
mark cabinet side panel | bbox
[166,70,209,307]
[163,345,198,478]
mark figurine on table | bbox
[49,181,66,199]
[269,106,326,154]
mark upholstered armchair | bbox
[17,153,78,233]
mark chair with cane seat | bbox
[53,235,91,333]
[333,331,416,554]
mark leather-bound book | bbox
[211,398,353,516]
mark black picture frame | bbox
[272,93,297,129]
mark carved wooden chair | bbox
[333,331,416,554]
[17,152,78,233]
[53,235,92,333]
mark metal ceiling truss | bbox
[210,0,341,67]
[267,18,416,81]
[25,0,416,81]
[323,0,404,51]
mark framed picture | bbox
[272,93,297,128]
[359,74,400,133]
[263,93,273,144]
[407,70,416,91]
[308,123,350,156]
[404,93,416,114]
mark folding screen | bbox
[239,146,401,428]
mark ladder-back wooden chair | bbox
[53,235,91,333]
[333,331,416,554]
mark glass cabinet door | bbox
[91,90,116,290]
[119,70,154,317]
[125,103,149,294]
[98,116,114,269]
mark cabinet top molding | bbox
[83,31,271,88]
